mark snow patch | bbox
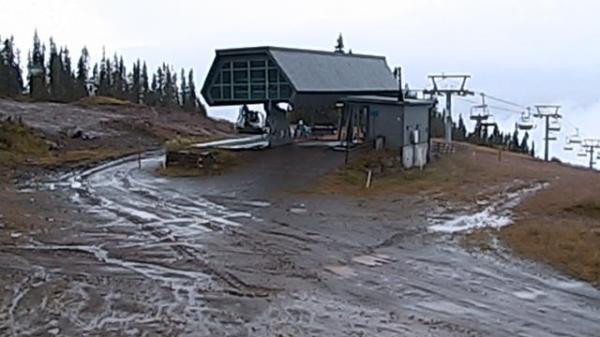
[428,183,547,233]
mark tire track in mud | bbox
[4,153,286,335]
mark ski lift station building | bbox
[201,46,436,168]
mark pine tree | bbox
[163,65,175,107]
[90,63,98,95]
[98,49,111,96]
[48,38,63,101]
[156,66,164,105]
[187,69,198,112]
[75,47,89,99]
[131,59,141,103]
[29,30,48,100]
[0,36,5,97]
[148,73,158,106]
[530,141,535,157]
[511,128,520,151]
[141,62,149,104]
[520,131,530,154]
[117,56,127,99]
[334,33,345,53]
[62,47,76,101]
[457,114,467,141]
[0,36,24,97]
[180,68,187,109]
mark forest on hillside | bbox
[431,112,535,156]
[0,31,204,114]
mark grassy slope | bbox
[315,142,600,285]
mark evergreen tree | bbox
[180,68,187,109]
[75,47,89,99]
[156,66,164,105]
[131,59,141,103]
[0,36,24,97]
[90,63,98,95]
[530,141,535,157]
[334,33,345,53]
[163,65,175,107]
[187,69,199,113]
[97,49,111,96]
[141,62,149,104]
[48,38,63,101]
[148,73,158,106]
[457,114,467,141]
[520,131,530,154]
[62,47,76,101]
[511,128,520,151]
[29,30,48,100]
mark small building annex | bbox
[340,95,435,168]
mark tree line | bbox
[431,112,535,157]
[0,31,204,114]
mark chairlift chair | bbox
[470,104,490,121]
[516,111,535,130]
[563,144,574,151]
[568,129,582,144]
[577,150,588,157]
[548,118,561,132]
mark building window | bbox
[233,70,248,84]
[210,56,292,102]
[233,61,247,69]
[210,86,221,100]
[250,69,266,83]
[251,85,266,99]
[222,71,231,84]
[233,85,248,100]
[250,60,266,68]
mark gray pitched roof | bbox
[267,47,399,92]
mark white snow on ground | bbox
[428,207,513,233]
[428,183,547,233]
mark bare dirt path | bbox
[0,146,599,336]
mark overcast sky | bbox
[1,0,599,165]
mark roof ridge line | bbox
[216,46,386,60]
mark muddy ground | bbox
[0,99,599,336]
[0,145,599,336]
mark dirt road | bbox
[1,146,599,336]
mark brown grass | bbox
[501,217,600,285]
[164,135,225,151]
[311,144,536,201]
[76,96,136,107]
[156,149,238,177]
[36,148,140,167]
[0,118,50,165]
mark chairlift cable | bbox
[477,92,526,108]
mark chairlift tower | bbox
[533,105,562,161]
[581,138,600,170]
[469,93,496,141]
[424,74,474,143]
